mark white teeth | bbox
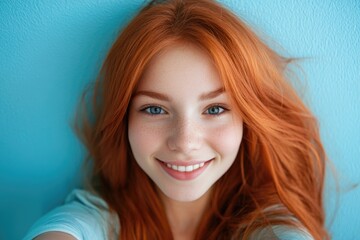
[185,165,193,172]
[178,166,186,172]
[165,162,206,172]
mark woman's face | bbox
[128,43,243,202]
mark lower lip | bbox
[158,159,212,181]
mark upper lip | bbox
[156,158,214,166]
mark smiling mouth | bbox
[164,162,205,172]
[156,158,213,181]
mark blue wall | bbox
[0,0,359,239]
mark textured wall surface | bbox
[0,0,359,239]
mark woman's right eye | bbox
[141,106,167,115]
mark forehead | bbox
[136,43,222,93]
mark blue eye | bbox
[205,106,225,115]
[142,106,166,115]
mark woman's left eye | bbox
[204,106,226,115]
[141,106,166,115]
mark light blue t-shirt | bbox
[23,189,313,240]
[23,189,119,240]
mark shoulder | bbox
[249,225,314,240]
[33,231,77,240]
[23,189,119,240]
[272,225,314,240]
[247,204,314,240]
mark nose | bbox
[167,118,202,153]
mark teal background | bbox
[0,0,359,239]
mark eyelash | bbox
[140,105,167,115]
[139,104,229,116]
[204,104,228,116]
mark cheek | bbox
[128,115,165,160]
[212,121,243,157]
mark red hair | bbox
[77,0,329,239]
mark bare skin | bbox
[159,188,212,240]
[34,231,76,240]
[128,43,242,239]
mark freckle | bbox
[138,123,167,135]
[214,128,225,138]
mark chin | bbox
[160,185,211,202]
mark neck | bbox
[159,189,212,240]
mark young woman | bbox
[24,0,329,239]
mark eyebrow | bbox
[133,87,225,101]
[199,87,225,100]
[133,91,171,101]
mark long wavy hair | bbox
[76,0,329,239]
